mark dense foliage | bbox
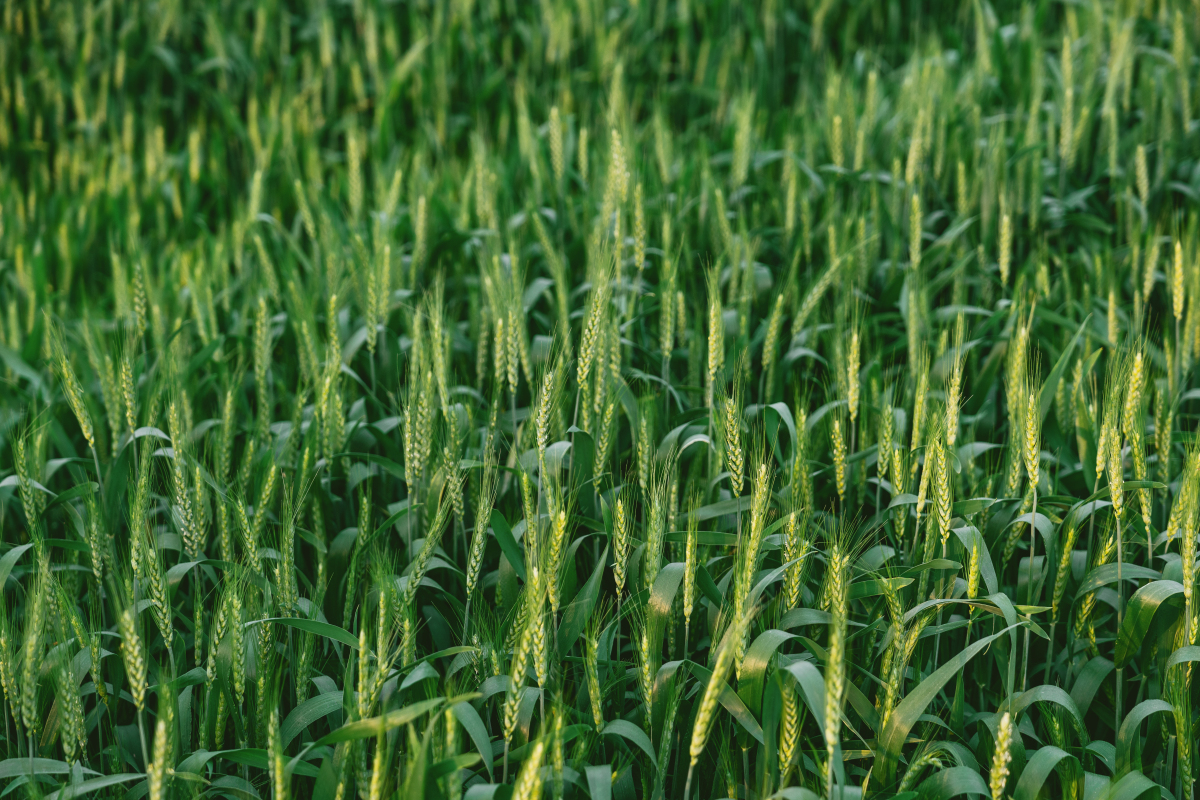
[3,1,1200,799]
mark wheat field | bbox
[2,1,1200,799]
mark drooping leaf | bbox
[601,720,656,764]
[1013,746,1081,800]
[557,545,609,657]
[736,629,797,718]
[877,625,1022,783]
[1113,580,1184,669]
[491,508,526,581]
[315,697,445,746]
[1114,699,1174,778]
[247,617,360,650]
[916,765,990,799]
[282,691,344,748]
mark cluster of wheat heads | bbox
[3,0,1200,799]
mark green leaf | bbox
[779,608,830,629]
[48,773,146,800]
[1114,699,1174,777]
[646,562,685,659]
[372,504,418,542]
[601,719,656,764]
[1113,580,1184,669]
[491,509,527,582]
[1073,563,1160,600]
[282,691,343,748]
[888,493,919,509]
[692,497,749,521]
[951,526,998,595]
[153,666,208,693]
[736,629,797,718]
[900,559,961,579]
[768,789,822,800]
[212,748,320,777]
[1013,746,1081,800]
[315,697,444,746]
[1038,314,1090,422]
[1091,771,1160,800]
[0,543,34,588]
[557,545,608,657]
[1069,657,1114,717]
[247,618,360,650]
[780,660,827,743]
[342,452,406,480]
[45,538,89,553]
[0,758,99,778]
[951,497,996,517]
[847,576,913,601]
[465,784,514,800]
[1166,644,1200,670]
[877,625,1021,783]
[916,765,989,799]
[1002,685,1089,745]
[186,335,225,376]
[0,344,47,395]
[790,636,880,734]
[43,481,98,513]
[586,765,612,800]
[452,701,494,781]
[696,562,724,607]
[664,530,738,547]
[686,660,766,744]
[428,753,481,780]
[570,428,597,518]
[746,561,794,610]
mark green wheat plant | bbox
[1,1,1200,799]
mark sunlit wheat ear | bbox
[1074,522,1116,657]
[778,674,803,786]
[404,480,457,611]
[820,524,854,790]
[146,697,171,800]
[0,604,18,724]
[989,712,1014,800]
[683,487,701,637]
[783,509,811,611]
[583,608,607,732]
[465,452,498,629]
[792,404,812,509]
[830,416,847,507]
[846,325,861,426]
[946,315,965,447]
[686,607,751,797]
[932,431,953,553]
[909,349,930,477]
[136,510,174,649]
[1051,521,1078,623]
[16,565,48,739]
[998,200,1012,286]
[546,496,570,616]
[721,358,745,495]
[230,584,246,706]
[612,492,631,599]
[637,409,651,494]
[792,246,837,344]
[636,613,654,725]
[118,604,148,715]
[644,459,673,591]
[46,314,94,450]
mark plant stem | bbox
[1116,510,1125,736]
[1022,485,1037,692]
[137,709,149,771]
